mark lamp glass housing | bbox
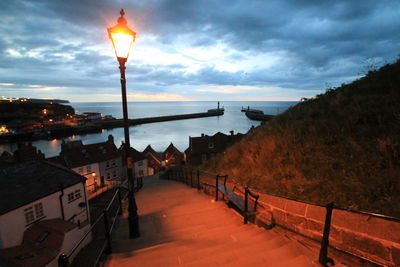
[110,31,134,59]
[108,10,136,60]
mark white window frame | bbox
[24,202,45,225]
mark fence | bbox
[162,166,400,267]
[58,188,127,267]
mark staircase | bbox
[105,175,321,267]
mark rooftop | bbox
[56,135,120,168]
[0,219,76,267]
[0,161,85,215]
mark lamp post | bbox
[108,9,139,238]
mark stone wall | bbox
[234,184,400,267]
[170,170,400,266]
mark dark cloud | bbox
[0,0,399,100]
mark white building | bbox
[48,135,123,198]
[0,161,91,266]
[119,144,149,179]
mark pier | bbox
[98,109,224,129]
[0,109,224,143]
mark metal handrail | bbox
[106,189,120,211]
[59,188,127,267]
[196,168,400,222]
[63,212,105,263]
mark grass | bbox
[204,59,400,218]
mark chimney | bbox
[201,133,204,137]
[230,130,234,136]
[108,134,114,144]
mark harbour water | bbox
[0,101,297,157]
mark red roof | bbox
[0,219,77,267]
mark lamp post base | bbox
[128,213,140,238]
[128,190,140,238]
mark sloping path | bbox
[105,174,320,267]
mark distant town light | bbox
[108,9,136,61]
[0,126,9,134]
[42,109,48,115]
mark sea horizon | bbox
[1,101,298,158]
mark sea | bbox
[0,101,297,158]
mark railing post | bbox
[184,169,188,184]
[215,175,219,201]
[103,210,112,254]
[118,189,122,216]
[244,187,249,224]
[197,169,200,190]
[58,253,69,267]
[319,203,334,266]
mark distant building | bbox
[82,112,102,120]
[47,135,123,198]
[163,143,183,167]
[119,144,149,179]
[13,142,45,162]
[142,145,163,175]
[0,143,45,168]
[0,161,91,265]
[184,131,244,165]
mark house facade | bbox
[142,145,163,174]
[48,135,123,198]
[0,161,91,265]
[163,143,183,167]
[119,144,149,179]
[185,131,244,165]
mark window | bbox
[86,165,91,173]
[24,203,44,225]
[68,190,81,202]
[107,173,111,180]
[24,207,34,224]
[112,159,116,166]
[106,161,110,167]
[68,192,74,202]
[139,170,144,177]
[34,203,44,218]
[138,161,143,166]
[113,171,117,177]
[74,190,81,199]
[208,142,214,149]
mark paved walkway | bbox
[105,175,320,267]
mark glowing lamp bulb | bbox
[108,9,136,61]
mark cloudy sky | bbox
[0,1,399,102]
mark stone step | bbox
[105,178,318,267]
[268,254,320,267]
[178,234,288,266]
[110,222,249,253]
[110,227,287,266]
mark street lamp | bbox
[108,9,139,238]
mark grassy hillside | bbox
[204,59,400,217]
